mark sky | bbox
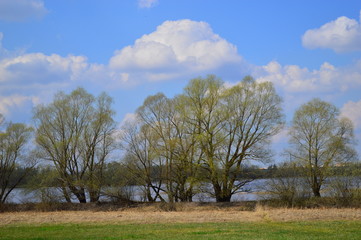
[0,0,361,160]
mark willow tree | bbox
[182,75,284,202]
[170,95,204,202]
[289,98,357,197]
[0,122,34,204]
[121,118,165,202]
[135,93,190,202]
[132,93,203,202]
[34,88,116,203]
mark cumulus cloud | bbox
[109,19,243,83]
[1,18,361,128]
[0,0,48,22]
[121,113,138,125]
[0,20,246,92]
[138,0,159,8]
[0,33,95,120]
[0,53,89,86]
[254,60,361,93]
[0,53,87,121]
[0,94,39,117]
[302,11,361,52]
[341,100,361,129]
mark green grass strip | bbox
[1,221,361,240]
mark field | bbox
[1,204,361,239]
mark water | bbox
[11,177,358,204]
[5,179,270,204]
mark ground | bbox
[1,203,361,225]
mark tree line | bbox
[0,75,358,204]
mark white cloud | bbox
[1,18,361,129]
[0,0,48,22]
[111,41,177,70]
[0,94,38,116]
[0,20,246,92]
[0,33,132,107]
[341,100,361,129]
[0,34,97,120]
[254,60,361,93]
[121,113,138,125]
[0,53,90,90]
[138,0,159,8]
[0,34,92,88]
[109,19,243,83]
[302,11,361,52]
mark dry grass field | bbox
[1,203,361,226]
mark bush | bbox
[262,162,310,207]
[328,175,361,207]
[101,186,136,203]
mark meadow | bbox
[1,204,361,239]
[1,221,361,240]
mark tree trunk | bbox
[213,182,232,202]
[89,190,100,202]
[146,185,155,202]
[70,186,87,203]
[312,175,321,197]
[312,188,321,197]
[216,195,232,202]
[77,189,87,203]
[186,188,193,202]
[61,186,72,203]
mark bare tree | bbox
[182,75,284,202]
[135,93,181,202]
[0,122,34,204]
[133,93,203,202]
[34,88,116,203]
[120,75,283,203]
[121,118,165,202]
[288,98,357,197]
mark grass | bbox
[1,205,361,239]
[1,221,361,240]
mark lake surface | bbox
[5,179,270,203]
[8,177,357,203]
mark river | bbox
[5,179,270,203]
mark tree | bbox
[288,98,357,197]
[34,88,116,203]
[120,118,165,202]
[0,114,4,126]
[182,75,284,202]
[120,75,283,203]
[131,93,203,202]
[0,122,34,204]
[134,93,177,202]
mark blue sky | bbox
[0,0,361,159]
